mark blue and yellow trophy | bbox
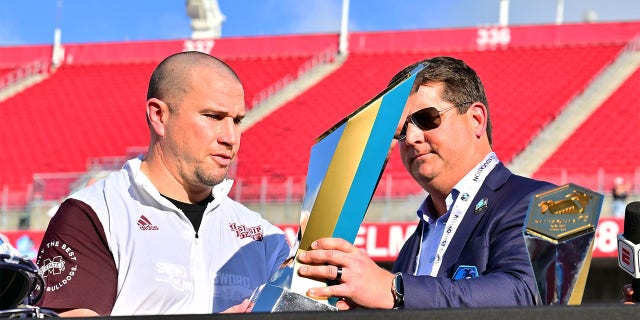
[250,63,427,312]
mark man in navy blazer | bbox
[297,56,555,309]
[392,162,553,308]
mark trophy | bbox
[249,63,428,312]
[523,183,603,305]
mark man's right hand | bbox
[57,308,100,317]
[222,299,252,313]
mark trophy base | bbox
[525,231,595,305]
[250,284,338,312]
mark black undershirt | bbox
[161,194,214,238]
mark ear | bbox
[147,98,168,137]
[468,102,488,139]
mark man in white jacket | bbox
[36,51,291,317]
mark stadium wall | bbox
[0,34,339,66]
[348,21,640,53]
[2,20,640,67]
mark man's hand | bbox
[221,299,253,313]
[57,308,100,317]
[296,238,396,310]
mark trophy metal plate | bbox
[523,183,603,305]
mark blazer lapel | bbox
[438,163,512,277]
[393,220,424,274]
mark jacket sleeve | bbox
[264,223,293,279]
[36,199,117,315]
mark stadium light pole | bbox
[52,0,64,68]
[556,0,564,25]
[499,0,509,26]
[338,0,350,56]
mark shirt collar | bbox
[126,156,234,210]
[416,152,499,223]
[417,189,459,224]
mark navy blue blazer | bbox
[392,163,555,309]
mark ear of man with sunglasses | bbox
[297,56,556,310]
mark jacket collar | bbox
[437,163,512,276]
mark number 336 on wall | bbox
[476,26,511,47]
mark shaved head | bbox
[147,51,241,105]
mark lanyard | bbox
[420,153,498,276]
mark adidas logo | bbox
[137,215,159,230]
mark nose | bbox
[403,122,424,144]
[219,118,240,146]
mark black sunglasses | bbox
[395,102,472,140]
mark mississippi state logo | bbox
[40,256,65,276]
[37,240,78,292]
[229,223,263,241]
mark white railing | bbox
[0,60,49,90]
[249,47,337,109]
[2,167,638,229]
[625,34,640,52]
[3,167,639,212]
[528,167,640,195]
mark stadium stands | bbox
[0,36,336,208]
[2,21,640,209]
[0,67,16,78]
[0,63,153,198]
[533,66,640,192]
[235,43,626,200]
